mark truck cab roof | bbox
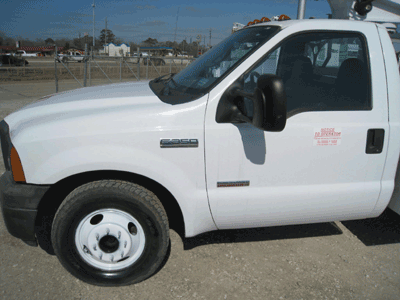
[242,18,379,31]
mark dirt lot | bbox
[0,80,400,300]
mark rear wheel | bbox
[51,180,169,286]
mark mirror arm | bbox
[216,83,253,124]
[234,113,252,123]
[229,87,254,101]
[228,88,254,123]
[234,90,254,100]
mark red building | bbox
[0,46,64,56]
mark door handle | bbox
[366,129,385,154]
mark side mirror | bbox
[216,74,287,132]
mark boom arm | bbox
[327,0,400,23]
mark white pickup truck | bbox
[57,50,85,63]
[7,50,39,57]
[1,19,400,286]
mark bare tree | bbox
[45,38,55,45]
[99,29,115,45]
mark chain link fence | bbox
[0,45,195,93]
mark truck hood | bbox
[4,81,168,136]
[18,80,158,110]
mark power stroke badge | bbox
[160,139,199,148]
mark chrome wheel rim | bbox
[75,209,146,271]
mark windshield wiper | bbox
[154,73,175,83]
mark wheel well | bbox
[35,170,185,254]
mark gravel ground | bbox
[0,80,400,300]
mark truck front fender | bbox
[23,144,218,237]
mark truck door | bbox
[205,28,389,229]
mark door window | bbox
[243,32,371,118]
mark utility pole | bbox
[174,7,180,43]
[92,0,95,47]
[209,28,212,47]
[297,0,306,19]
[105,17,108,55]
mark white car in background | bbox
[57,51,85,63]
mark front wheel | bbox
[51,180,170,286]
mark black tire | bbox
[51,180,170,286]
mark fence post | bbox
[137,47,140,81]
[146,57,149,79]
[120,57,122,82]
[84,44,88,87]
[55,45,58,93]
[89,46,92,86]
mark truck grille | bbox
[0,120,12,171]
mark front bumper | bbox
[0,171,51,246]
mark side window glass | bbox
[242,31,371,118]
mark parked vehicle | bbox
[0,55,29,67]
[14,50,38,57]
[145,57,166,66]
[1,18,400,287]
[57,50,85,63]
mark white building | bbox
[100,43,130,57]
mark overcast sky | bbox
[0,0,334,44]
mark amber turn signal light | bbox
[10,147,26,183]
[278,14,291,20]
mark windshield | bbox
[150,26,279,104]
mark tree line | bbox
[1,29,209,56]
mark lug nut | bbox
[118,231,121,239]
[96,233,100,241]
[124,241,127,248]
[106,228,110,235]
